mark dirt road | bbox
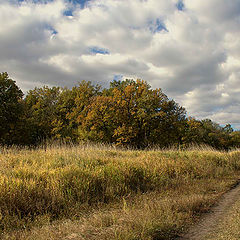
[179,181,240,240]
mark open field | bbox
[1,144,240,239]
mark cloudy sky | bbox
[1,0,240,128]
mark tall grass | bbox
[0,144,240,239]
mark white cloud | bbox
[1,0,240,128]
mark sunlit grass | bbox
[0,144,240,239]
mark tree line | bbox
[1,72,240,149]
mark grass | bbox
[0,144,240,239]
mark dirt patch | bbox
[178,180,240,240]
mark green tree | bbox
[0,72,23,145]
[24,86,61,143]
[182,117,204,146]
[230,131,240,148]
[183,118,234,149]
[50,87,78,142]
[51,81,100,142]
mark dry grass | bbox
[0,144,240,239]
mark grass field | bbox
[1,144,240,239]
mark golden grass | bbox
[0,144,240,239]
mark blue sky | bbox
[1,0,240,128]
[17,0,89,7]
[176,0,184,11]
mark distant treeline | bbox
[1,72,240,149]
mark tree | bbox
[78,95,115,142]
[2,74,237,150]
[50,87,78,142]
[230,131,240,148]
[183,118,234,149]
[0,72,23,145]
[51,81,100,142]
[80,79,187,148]
[64,81,101,142]
[24,86,61,143]
[67,81,100,126]
[183,117,204,146]
[111,79,186,147]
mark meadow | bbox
[1,144,240,239]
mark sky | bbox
[1,0,240,128]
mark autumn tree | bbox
[80,79,187,148]
[68,81,100,123]
[78,95,115,142]
[110,79,164,147]
[60,81,101,141]
[112,80,186,147]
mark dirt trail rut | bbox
[178,180,240,240]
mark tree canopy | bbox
[0,72,23,145]
[0,72,239,149]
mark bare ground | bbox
[178,180,240,240]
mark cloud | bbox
[1,0,240,128]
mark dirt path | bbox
[178,180,240,240]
